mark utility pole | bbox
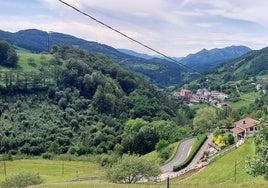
[166,176,170,188]
[3,160,6,176]
[234,159,236,183]
[47,31,51,53]
[62,160,65,175]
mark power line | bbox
[57,0,204,76]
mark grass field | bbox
[171,138,268,188]
[17,52,52,71]
[1,138,266,188]
[0,160,105,183]
[228,92,259,109]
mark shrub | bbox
[212,133,234,149]
[68,146,78,155]
[155,139,169,152]
[42,152,53,159]
[159,146,173,162]
[0,172,43,188]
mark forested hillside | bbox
[183,46,268,124]
[212,47,268,81]
[0,29,186,89]
[0,44,192,156]
[180,46,251,72]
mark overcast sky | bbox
[1,0,268,56]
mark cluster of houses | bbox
[173,88,230,108]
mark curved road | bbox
[161,138,194,173]
[159,134,213,181]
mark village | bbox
[173,88,230,108]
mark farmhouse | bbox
[230,117,260,139]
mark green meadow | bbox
[16,52,53,71]
[172,138,268,188]
[0,138,266,188]
[0,160,104,183]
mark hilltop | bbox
[0,29,186,89]
[180,45,251,72]
[0,29,252,89]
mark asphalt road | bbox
[160,138,195,173]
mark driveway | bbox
[161,138,194,173]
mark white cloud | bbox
[0,0,268,56]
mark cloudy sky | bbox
[1,0,268,56]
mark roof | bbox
[180,89,191,97]
[231,127,244,134]
[234,117,260,129]
[173,92,180,97]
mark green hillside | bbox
[180,45,251,72]
[172,138,268,188]
[211,47,268,81]
[182,46,268,112]
[0,44,195,157]
[0,138,266,187]
[0,29,187,89]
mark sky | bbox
[0,0,268,57]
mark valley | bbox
[0,29,267,187]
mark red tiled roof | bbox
[234,117,260,129]
[231,127,244,134]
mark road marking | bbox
[187,146,192,157]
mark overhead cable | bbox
[58,0,204,75]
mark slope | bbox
[181,46,251,72]
[172,138,268,187]
[0,29,185,88]
[0,46,184,157]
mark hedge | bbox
[173,134,207,172]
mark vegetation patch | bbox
[0,172,43,188]
[212,129,234,149]
[172,138,268,187]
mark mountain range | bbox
[0,29,252,88]
[180,46,252,72]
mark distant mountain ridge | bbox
[0,29,186,88]
[210,46,268,81]
[0,29,252,88]
[180,46,252,72]
[117,48,184,61]
[117,49,154,60]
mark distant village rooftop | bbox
[173,88,230,106]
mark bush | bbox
[42,152,53,159]
[155,139,169,152]
[173,135,207,172]
[0,172,43,188]
[158,146,173,162]
[68,146,78,155]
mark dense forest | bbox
[1,41,268,161]
[0,43,195,156]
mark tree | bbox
[229,109,240,121]
[155,139,169,152]
[246,125,268,180]
[48,141,61,154]
[0,41,18,67]
[193,107,217,133]
[107,154,160,183]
